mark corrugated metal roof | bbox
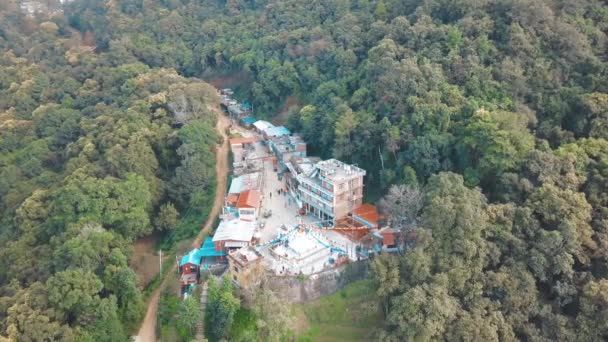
[229,177,243,194]
[264,126,291,137]
[180,249,202,267]
[382,232,395,246]
[228,173,261,194]
[226,193,239,204]
[253,120,274,131]
[199,237,226,257]
[212,219,256,242]
[352,204,379,227]
[180,237,227,266]
[236,190,261,209]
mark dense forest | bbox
[1,0,608,340]
[0,1,220,340]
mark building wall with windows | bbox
[297,159,366,223]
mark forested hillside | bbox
[1,0,608,340]
[0,1,219,340]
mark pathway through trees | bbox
[136,110,231,341]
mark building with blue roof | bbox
[241,117,257,127]
[199,237,227,258]
[263,126,291,138]
[179,237,227,285]
[180,249,203,267]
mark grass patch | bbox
[142,261,174,298]
[229,307,257,340]
[294,279,382,342]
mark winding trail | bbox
[136,110,231,341]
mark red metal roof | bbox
[352,204,379,227]
[236,190,261,209]
[382,232,395,246]
[226,193,239,205]
[229,137,256,145]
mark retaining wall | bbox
[265,260,370,303]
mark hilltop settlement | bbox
[178,89,401,297]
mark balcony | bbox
[299,186,333,208]
[301,196,334,218]
[297,177,334,198]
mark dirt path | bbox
[136,111,231,342]
[130,233,163,288]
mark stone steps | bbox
[195,282,208,341]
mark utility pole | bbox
[159,249,162,342]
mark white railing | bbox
[299,186,333,208]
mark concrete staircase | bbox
[195,282,208,341]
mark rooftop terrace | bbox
[229,246,262,267]
[316,159,366,183]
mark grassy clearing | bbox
[294,279,383,342]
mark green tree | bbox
[55,171,152,239]
[422,172,493,292]
[386,275,458,341]
[457,109,534,184]
[374,0,388,21]
[332,105,359,161]
[178,296,201,337]
[577,280,608,340]
[46,269,105,325]
[206,277,240,341]
[155,202,179,231]
[370,253,401,316]
[251,289,294,342]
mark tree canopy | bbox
[1,0,608,340]
[0,3,219,338]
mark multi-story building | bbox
[268,135,307,172]
[228,246,263,286]
[297,159,366,223]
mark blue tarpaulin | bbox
[241,117,256,124]
[179,237,226,266]
[199,237,226,257]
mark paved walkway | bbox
[254,141,305,243]
[195,282,208,341]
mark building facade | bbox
[235,189,261,221]
[228,247,264,286]
[297,159,366,223]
